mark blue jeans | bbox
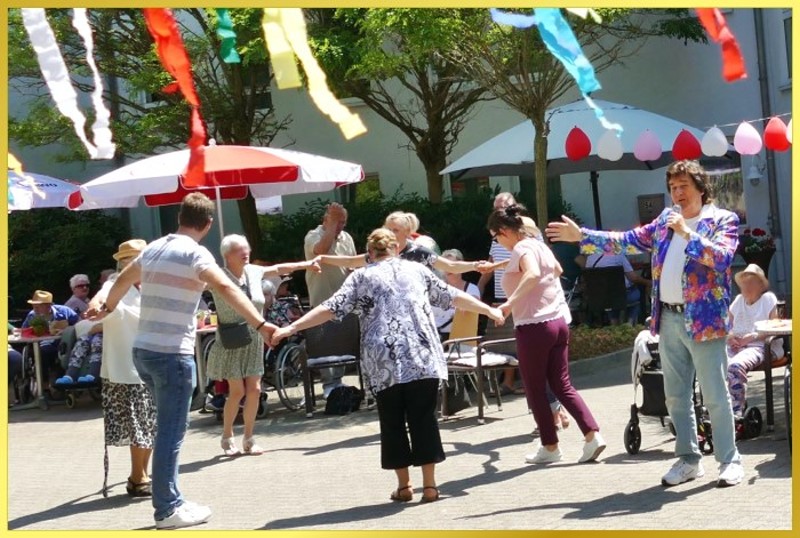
[133,348,197,521]
[659,310,740,465]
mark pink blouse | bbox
[501,239,570,327]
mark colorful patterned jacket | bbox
[579,204,739,342]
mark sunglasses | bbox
[74,284,90,289]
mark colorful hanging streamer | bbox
[72,8,116,159]
[21,8,114,160]
[489,8,537,28]
[262,9,366,140]
[565,9,602,23]
[142,8,207,188]
[215,9,241,64]
[694,8,747,82]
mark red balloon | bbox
[763,116,791,151]
[672,129,702,160]
[565,126,591,161]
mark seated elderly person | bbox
[575,252,651,325]
[21,290,79,382]
[55,322,103,385]
[64,274,92,316]
[432,249,481,341]
[262,277,303,328]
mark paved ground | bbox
[7,350,793,530]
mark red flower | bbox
[752,228,767,237]
[742,228,752,235]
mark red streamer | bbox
[142,8,206,187]
[695,8,747,82]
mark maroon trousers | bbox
[515,316,600,446]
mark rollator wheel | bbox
[624,421,641,454]
[698,420,714,454]
[744,407,763,439]
[65,393,76,409]
[89,387,102,402]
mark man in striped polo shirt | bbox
[94,193,278,529]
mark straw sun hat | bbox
[113,239,147,261]
[734,263,769,290]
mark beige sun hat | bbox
[113,239,147,261]
[27,290,53,304]
[734,263,769,290]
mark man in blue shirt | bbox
[22,289,79,381]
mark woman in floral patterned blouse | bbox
[271,228,503,503]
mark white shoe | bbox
[661,459,705,487]
[578,432,606,463]
[155,501,212,529]
[525,444,563,464]
[717,462,744,487]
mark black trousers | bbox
[375,378,445,469]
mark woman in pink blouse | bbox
[488,205,606,465]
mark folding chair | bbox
[301,313,363,418]
[441,309,517,424]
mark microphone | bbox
[666,204,681,241]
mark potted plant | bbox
[28,315,50,337]
[737,227,776,275]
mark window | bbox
[337,174,380,204]
[784,15,792,80]
[450,176,490,198]
[247,66,273,111]
[140,90,166,108]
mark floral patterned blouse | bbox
[580,204,739,342]
[321,257,458,394]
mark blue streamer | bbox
[533,8,600,94]
[490,8,537,28]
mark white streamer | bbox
[72,8,116,159]
[21,8,107,159]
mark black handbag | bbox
[216,321,252,350]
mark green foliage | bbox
[569,323,646,361]
[8,209,130,313]
[28,316,49,336]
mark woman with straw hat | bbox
[726,263,783,422]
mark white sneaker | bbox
[155,501,212,530]
[661,459,705,487]
[717,462,744,487]
[525,445,563,464]
[578,432,606,463]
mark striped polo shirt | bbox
[133,234,217,355]
[489,241,512,300]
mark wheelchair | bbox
[56,326,102,409]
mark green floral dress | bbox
[206,265,266,380]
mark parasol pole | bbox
[216,185,225,237]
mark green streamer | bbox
[215,9,241,64]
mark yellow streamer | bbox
[263,8,367,140]
[565,8,602,23]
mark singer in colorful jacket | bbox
[546,160,744,488]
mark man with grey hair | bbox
[65,274,91,315]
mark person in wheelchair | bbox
[726,264,783,421]
[55,322,103,386]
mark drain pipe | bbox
[752,8,787,292]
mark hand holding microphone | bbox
[666,204,685,241]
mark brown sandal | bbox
[390,485,413,502]
[421,486,440,503]
[126,478,152,498]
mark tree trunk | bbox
[236,195,263,259]
[532,116,549,227]
[426,165,444,205]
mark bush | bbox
[8,209,130,316]
[568,323,646,361]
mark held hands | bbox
[258,322,279,344]
[84,306,108,322]
[270,326,293,347]
[487,306,505,325]
[474,260,496,274]
[305,259,323,274]
[545,215,582,243]
[497,301,513,321]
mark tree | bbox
[8,8,291,256]
[444,8,706,224]
[307,8,494,203]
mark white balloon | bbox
[701,126,729,157]
[787,118,793,144]
[597,129,623,161]
[634,130,662,161]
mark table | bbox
[755,319,792,431]
[8,333,62,411]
